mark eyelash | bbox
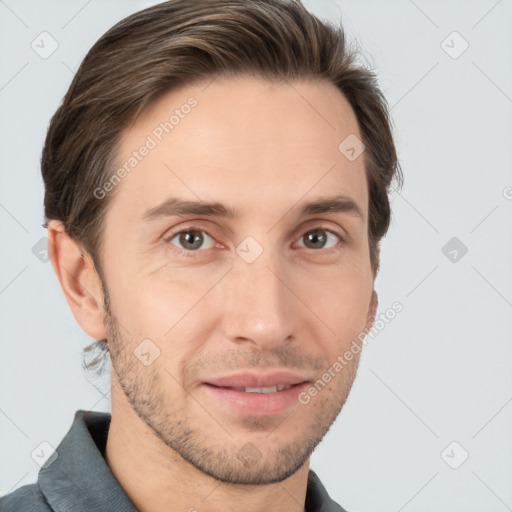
[163,225,344,257]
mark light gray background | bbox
[1,1,511,511]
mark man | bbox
[0,0,401,510]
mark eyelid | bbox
[293,226,344,250]
[291,218,347,244]
[163,225,218,252]
[163,222,346,254]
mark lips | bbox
[204,371,310,389]
[199,371,312,416]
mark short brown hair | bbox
[43,0,402,290]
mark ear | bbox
[47,220,107,340]
[365,290,378,332]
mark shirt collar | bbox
[39,410,139,512]
[38,410,346,512]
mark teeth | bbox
[239,385,291,393]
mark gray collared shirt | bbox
[0,410,348,512]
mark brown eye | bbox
[168,229,215,251]
[298,229,341,250]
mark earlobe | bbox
[47,220,107,340]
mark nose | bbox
[220,249,296,350]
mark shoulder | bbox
[0,483,52,512]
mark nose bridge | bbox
[222,245,295,347]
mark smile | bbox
[229,385,292,393]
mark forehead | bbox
[109,75,368,225]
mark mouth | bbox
[199,371,311,416]
[227,384,292,393]
[203,370,310,389]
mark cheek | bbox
[117,269,225,371]
[109,262,218,330]
[293,270,373,366]
[296,262,372,320]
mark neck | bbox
[104,380,309,512]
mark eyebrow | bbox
[142,195,364,222]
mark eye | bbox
[296,228,341,250]
[167,229,216,251]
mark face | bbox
[99,76,377,484]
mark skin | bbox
[49,76,378,512]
